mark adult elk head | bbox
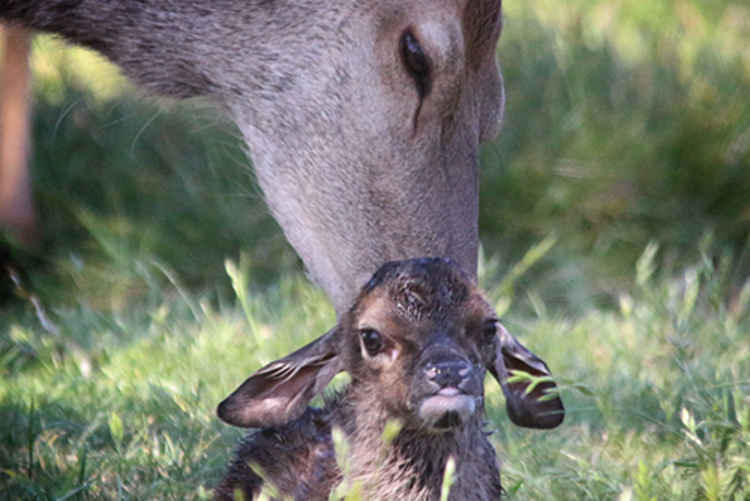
[230,0,506,313]
[1,0,505,313]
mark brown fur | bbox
[216,258,564,500]
[216,393,501,501]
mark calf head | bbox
[218,258,564,432]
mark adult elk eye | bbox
[360,329,384,356]
[400,29,431,98]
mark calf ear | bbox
[488,322,565,429]
[217,327,343,428]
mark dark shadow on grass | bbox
[0,389,238,500]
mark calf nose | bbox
[424,359,473,388]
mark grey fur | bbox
[0,0,505,314]
[215,258,564,500]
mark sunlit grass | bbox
[29,34,130,104]
[2,238,748,499]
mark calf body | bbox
[216,258,564,500]
[216,394,501,501]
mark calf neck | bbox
[0,1,506,313]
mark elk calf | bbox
[216,258,564,501]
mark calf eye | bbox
[482,321,498,344]
[360,329,384,356]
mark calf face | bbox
[218,258,564,433]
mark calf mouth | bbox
[418,387,480,431]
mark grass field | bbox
[2,1,749,499]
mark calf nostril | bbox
[426,359,473,388]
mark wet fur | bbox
[215,390,502,501]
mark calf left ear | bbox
[488,322,565,429]
[217,327,343,428]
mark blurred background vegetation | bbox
[482,0,749,312]
[1,1,749,499]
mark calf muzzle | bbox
[412,342,484,431]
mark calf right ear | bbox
[217,327,343,428]
[488,322,565,429]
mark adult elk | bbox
[0,1,505,314]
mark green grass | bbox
[1,1,749,499]
[2,242,748,500]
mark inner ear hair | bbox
[217,327,343,428]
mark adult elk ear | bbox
[217,327,343,428]
[488,322,565,429]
